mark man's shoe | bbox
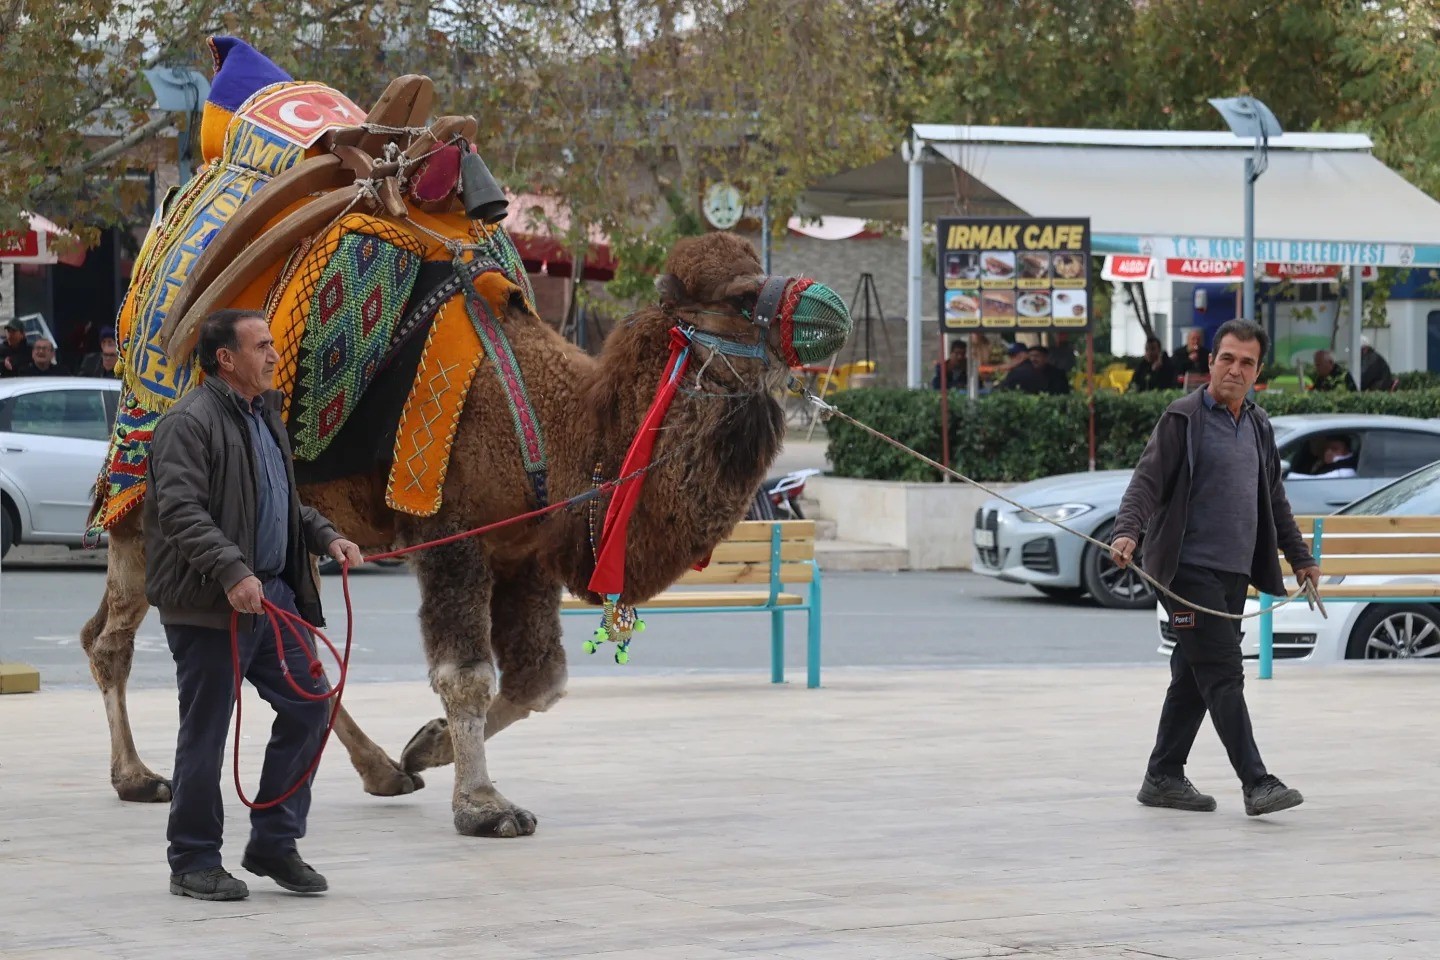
[169,866,249,901]
[241,849,328,894]
[1244,775,1304,816]
[1137,772,1217,812]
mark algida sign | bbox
[938,217,1091,333]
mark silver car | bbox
[971,414,1440,609]
[0,376,120,557]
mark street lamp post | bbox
[1208,96,1283,327]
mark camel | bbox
[80,38,851,836]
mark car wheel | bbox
[0,505,12,559]
[1345,604,1440,660]
[1034,585,1088,602]
[1081,522,1155,610]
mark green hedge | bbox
[826,388,1440,483]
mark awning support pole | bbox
[1351,266,1364,390]
[906,136,924,388]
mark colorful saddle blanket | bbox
[89,37,538,535]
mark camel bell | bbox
[461,150,509,224]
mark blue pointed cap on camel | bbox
[206,36,292,112]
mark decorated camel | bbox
[80,38,851,836]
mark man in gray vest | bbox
[1111,319,1320,817]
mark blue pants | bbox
[165,578,330,874]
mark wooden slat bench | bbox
[560,520,824,688]
[1254,514,1440,678]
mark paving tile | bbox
[3,665,1438,960]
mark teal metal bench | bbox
[561,520,825,688]
[1256,515,1440,678]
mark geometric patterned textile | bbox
[291,228,421,460]
[87,387,163,534]
[386,292,486,517]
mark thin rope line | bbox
[800,384,1325,623]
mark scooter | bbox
[746,467,820,521]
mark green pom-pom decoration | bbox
[594,626,609,642]
[582,639,597,654]
[635,620,646,633]
[615,649,629,665]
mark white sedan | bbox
[1155,459,1440,662]
[0,376,120,557]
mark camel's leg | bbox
[399,562,567,773]
[81,519,171,803]
[408,533,536,837]
[330,702,425,796]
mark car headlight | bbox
[1018,503,1093,523]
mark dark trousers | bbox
[1149,564,1268,788]
[165,578,330,874]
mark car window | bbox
[1357,429,1440,478]
[1341,461,1440,516]
[0,389,111,441]
[1280,431,1361,478]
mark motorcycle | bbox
[745,467,820,521]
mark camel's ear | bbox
[655,273,688,305]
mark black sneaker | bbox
[170,866,249,901]
[241,850,328,894]
[1244,775,1304,816]
[1137,772,1217,812]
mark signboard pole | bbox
[1086,332,1097,472]
[938,325,951,482]
[1351,266,1364,391]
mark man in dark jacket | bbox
[1128,336,1177,393]
[0,318,32,376]
[1110,319,1319,818]
[1311,350,1356,392]
[1359,336,1392,391]
[999,344,1070,395]
[145,308,363,902]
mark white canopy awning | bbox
[801,125,1440,268]
[800,125,1440,387]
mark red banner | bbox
[0,229,40,260]
[1102,256,1380,284]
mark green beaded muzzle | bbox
[752,275,852,366]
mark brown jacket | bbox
[1112,388,1315,596]
[143,377,339,629]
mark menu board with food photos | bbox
[938,216,1091,332]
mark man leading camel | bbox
[1110,319,1319,817]
[146,308,364,901]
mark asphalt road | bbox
[0,562,1163,690]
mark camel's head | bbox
[655,233,852,389]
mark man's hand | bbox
[227,576,264,615]
[328,538,364,569]
[1111,536,1137,569]
[1295,563,1322,592]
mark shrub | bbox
[826,388,1440,483]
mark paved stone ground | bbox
[3,664,1438,959]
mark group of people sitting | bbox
[0,319,120,380]
[931,338,1073,396]
[1128,330,1393,395]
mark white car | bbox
[1155,459,1440,662]
[0,376,120,557]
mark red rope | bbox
[228,450,667,809]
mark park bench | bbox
[561,519,824,688]
[1255,514,1440,678]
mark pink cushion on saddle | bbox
[411,145,462,203]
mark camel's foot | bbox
[401,718,453,774]
[453,792,537,838]
[357,755,425,797]
[114,772,173,804]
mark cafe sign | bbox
[938,216,1092,332]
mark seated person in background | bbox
[932,339,968,390]
[1000,344,1071,396]
[1311,350,1357,392]
[26,338,68,376]
[1172,328,1207,378]
[1128,336,1177,393]
[1360,336,1392,391]
[1292,436,1359,480]
[80,327,120,379]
